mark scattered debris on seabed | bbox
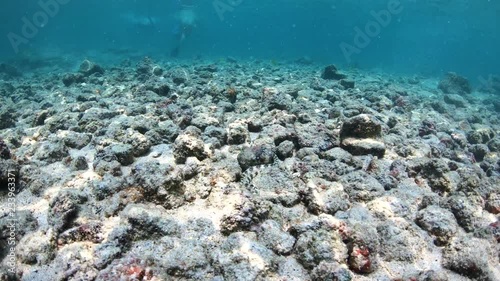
[0,57,499,281]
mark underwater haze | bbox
[0,0,499,81]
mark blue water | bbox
[0,0,498,84]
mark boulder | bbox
[321,65,347,80]
[340,114,385,157]
[438,72,471,96]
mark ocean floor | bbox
[0,55,499,281]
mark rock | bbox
[131,162,185,209]
[80,108,118,126]
[340,114,382,139]
[257,220,296,254]
[195,64,218,73]
[0,82,15,98]
[62,132,92,149]
[276,140,295,160]
[62,73,85,86]
[247,119,263,132]
[152,66,163,76]
[243,166,302,206]
[120,203,181,239]
[430,101,448,113]
[17,230,57,265]
[93,242,123,269]
[418,159,455,194]
[415,205,458,245]
[455,167,485,193]
[340,79,355,89]
[348,244,373,274]
[487,137,500,152]
[447,195,482,232]
[414,270,448,281]
[93,159,122,177]
[376,222,422,263]
[48,190,87,233]
[302,178,350,215]
[145,80,171,97]
[93,145,132,175]
[267,92,293,111]
[237,145,275,171]
[135,57,156,75]
[479,155,500,177]
[71,155,88,171]
[217,102,235,114]
[91,174,129,200]
[277,258,310,281]
[260,124,297,145]
[486,221,500,242]
[311,261,353,281]
[294,229,348,269]
[173,130,208,164]
[467,128,495,144]
[203,125,227,146]
[443,94,467,107]
[79,60,105,77]
[33,109,50,126]
[295,122,336,151]
[467,114,483,124]
[298,113,312,123]
[340,138,386,158]
[485,193,500,214]
[0,109,16,130]
[340,171,384,202]
[320,147,356,163]
[45,112,79,132]
[4,51,500,281]
[156,240,209,278]
[181,157,201,180]
[345,222,379,274]
[418,120,437,137]
[104,143,135,166]
[57,221,103,245]
[191,113,220,130]
[96,255,156,280]
[321,65,347,80]
[154,120,180,143]
[211,232,277,281]
[33,141,69,163]
[121,129,152,157]
[0,210,37,241]
[227,122,249,145]
[171,68,188,85]
[438,72,472,96]
[220,199,260,234]
[442,236,496,280]
[0,138,10,159]
[469,144,489,162]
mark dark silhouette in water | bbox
[170,45,180,57]
[170,0,196,57]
